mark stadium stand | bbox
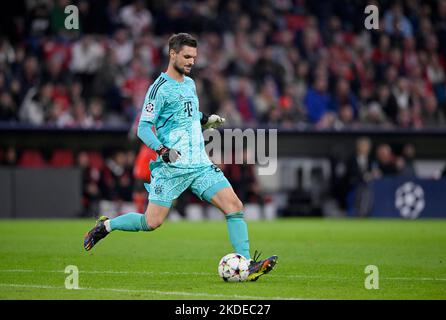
[0,0,444,129]
[0,0,445,218]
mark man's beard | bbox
[174,62,190,75]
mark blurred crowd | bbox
[0,146,265,216]
[0,146,137,215]
[3,139,446,217]
[0,0,445,129]
[331,137,419,216]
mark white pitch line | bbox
[383,276,446,281]
[0,283,302,300]
[268,274,446,282]
[0,269,211,276]
[1,269,445,282]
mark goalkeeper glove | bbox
[201,113,226,129]
[156,145,181,163]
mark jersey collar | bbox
[161,72,185,84]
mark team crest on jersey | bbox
[154,185,163,195]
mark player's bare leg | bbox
[83,202,170,251]
[144,202,170,230]
[210,186,244,214]
[210,187,278,281]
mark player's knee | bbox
[235,199,244,212]
[226,197,244,214]
[146,215,164,230]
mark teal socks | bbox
[109,212,151,232]
[108,211,250,260]
[225,212,251,260]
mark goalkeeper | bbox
[83,33,277,281]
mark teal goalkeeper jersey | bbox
[140,72,212,169]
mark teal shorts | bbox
[145,163,231,208]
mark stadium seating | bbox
[87,151,105,170]
[50,149,74,167]
[18,150,47,168]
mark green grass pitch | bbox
[0,218,445,300]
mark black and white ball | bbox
[218,253,250,282]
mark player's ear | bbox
[169,49,176,60]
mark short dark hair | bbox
[168,33,197,53]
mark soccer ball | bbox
[218,253,250,282]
